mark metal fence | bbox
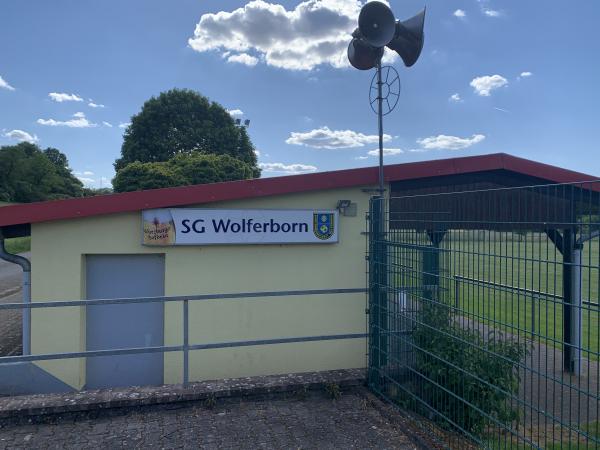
[0,288,366,391]
[367,181,600,449]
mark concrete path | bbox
[0,388,419,450]
[0,252,29,298]
[0,254,28,357]
[0,292,22,357]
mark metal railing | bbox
[0,288,367,386]
[454,275,599,334]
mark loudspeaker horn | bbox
[386,8,426,67]
[358,1,396,48]
[347,37,384,70]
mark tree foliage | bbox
[112,153,256,193]
[82,187,114,197]
[0,142,83,202]
[115,89,259,176]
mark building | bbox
[0,153,597,393]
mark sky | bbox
[1,0,599,188]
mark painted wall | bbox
[30,185,381,389]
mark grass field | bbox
[3,237,31,254]
[439,233,600,358]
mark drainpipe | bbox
[0,236,31,355]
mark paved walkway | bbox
[0,253,28,357]
[0,252,28,297]
[0,292,21,357]
[0,388,419,449]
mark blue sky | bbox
[1,0,599,188]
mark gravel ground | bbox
[0,388,421,449]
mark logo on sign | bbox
[313,213,334,240]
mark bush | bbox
[112,153,256,193]
[112,161,186,192]
[413,299,528,436]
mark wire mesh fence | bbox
[367,181,600,449]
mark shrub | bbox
[413,299,528,436]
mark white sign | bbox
[142,209,339,246]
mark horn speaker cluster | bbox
[348,1,426,70]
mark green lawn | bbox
[441,233,600,358]
[388,231,600,449]
[3,237,31,254]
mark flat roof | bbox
[0,153,597,228]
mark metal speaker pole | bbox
[347,1,426,197]
[376,61,384,195]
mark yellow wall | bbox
[31,186,381,388]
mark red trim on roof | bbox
[0,153,597,228]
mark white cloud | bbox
[519,71,533,79]
[453,9,466,18]
[355,156,369,160]
[77,177,95,185]
[3,129,38,144]
[259,162,317,174]
[74,170,95,177]
[254,149,261,157]
[470,75,508,96]
[286,126,391,149]
[37,112,97,128]
[188,0,363,71]
[102,121,113,128]
[227,109,244,117]
[88,101,105,108]
[227,53,259,66]
[48,92,83,103]
[118,122,131,129]
[367,148,403,156]
[449,93,462,102]
[483,9,501,17]
[417,134,486,150]
[74,173,112,188]
[0,75,15,91]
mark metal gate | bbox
[367,182,600,449]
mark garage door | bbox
[85,254,165,389]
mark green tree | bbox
[115,89,260,176]
[0,142,83,202]
[43,147,84,198]
[112,153,255,193]
[82,187,114,197]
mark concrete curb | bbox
[0,368,365,419]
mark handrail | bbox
[0,288,367,310]
[0,287,368,387]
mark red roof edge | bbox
[0,153,598,228]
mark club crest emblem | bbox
[313,213,335,240]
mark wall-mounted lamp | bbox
[337,200,357,217]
